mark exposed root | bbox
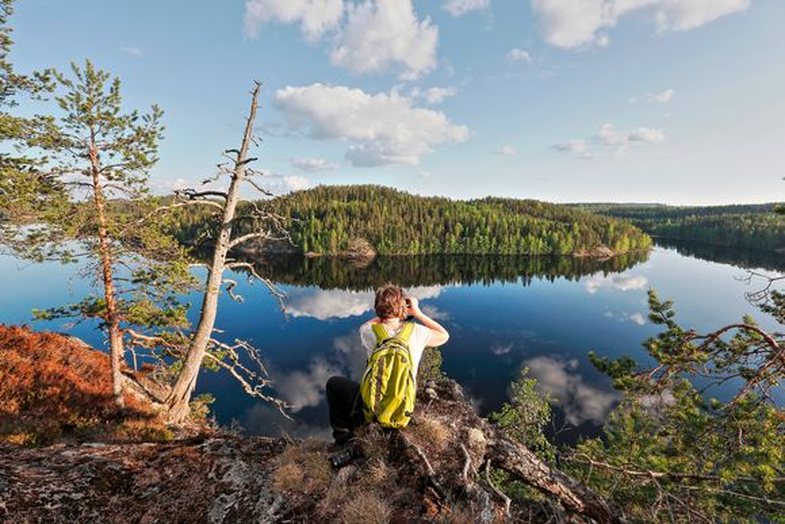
[396,431,450,502]
[483,459,511,518]
[459,443,497,524]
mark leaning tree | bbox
[159,81,290,423]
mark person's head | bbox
[374,283,408,320]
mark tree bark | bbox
[165,82,261,423]
[89,134,125,409]
[489,437,619,523]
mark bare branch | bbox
[227,231,271,249]
[205,338,291,419]
[245,177,273,197]
[567,454,785,485]
[223,278,244,303]
[174,188,228,200]
[224,261,286,307]
[237,157,258,167]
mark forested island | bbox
[172,185,652,258]
[576,203,785,253]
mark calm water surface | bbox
[1,243,781,442]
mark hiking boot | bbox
[328,442,361,470]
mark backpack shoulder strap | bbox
[370,321,415,345]
[371,322,389,345]
[397,321,415,343]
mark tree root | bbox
[458,444,497,524]
[395,432,449,502]
[483,459,511,518]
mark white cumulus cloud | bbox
[597,122,665,148]
[291,157,339,171]
[273,358,340,412]
[286,289,376,320]
[656,0,750,31]
[496,145,516,156]
[555,122,665,158]
[490,342,514,356]
[264,173,313,194]
[584,274,648,294]
[424,86,457,104]
[284,286,444,320]
[243,0,344,40]
[530,0,750,50]
[524,356,618,426]
[553,139,588,154]
[331,0,438,80]
[506,48,532,63]
[648,88,675,104]
[443,0,491,17]
[121,46,143,57]
[629,126,665,144]
[274,83,469,167]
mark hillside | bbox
[200,185,651,257]
[574,202,785,252]
[0,325,184,446]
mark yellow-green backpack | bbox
[360,322,417,429]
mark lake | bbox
[1,242,782,443]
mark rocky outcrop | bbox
[573,245,617,258]
[1,326,616,522]
[0,377,616,523]
[0,436,287,523]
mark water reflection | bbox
[524,356,618,426]
[1,242,780,443]
[284,286,444,320]
[256,251,651,290]
[583,274,648,294]
[655,237,785,272]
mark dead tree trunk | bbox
[89,131,125,409]
[165,82,261,423]
[489,436,618,523]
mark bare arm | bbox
[407,297,449,347]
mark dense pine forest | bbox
[173,185,652,257]
[577,203,785,252]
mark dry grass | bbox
[0,325,170,446]
[364,456,393,486]
[272,439,332,496]
[411,415,450,451]
[465,427,488,457]
[438,506,479,524]
[355,424,394,461]
[340,492,392,524]
[272,463,305,492]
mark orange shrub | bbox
[0,325,169,446]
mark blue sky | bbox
[10,0,785,204]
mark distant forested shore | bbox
[575,202,785,253]
[170,185,652,257]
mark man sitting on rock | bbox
[326,283,450,449]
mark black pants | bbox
[326,376,364,444]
